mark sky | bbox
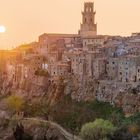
[0,0,140,49]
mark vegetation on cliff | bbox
[49,95,123,134]
[0,93,140,139]
[80,119,115,140]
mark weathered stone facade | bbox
[1,2,140,115]
[79,2,97,37]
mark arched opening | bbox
[86,7,88,12]
[89,7,92,12]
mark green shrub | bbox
[50,96,124,134]
[23,101,49,117]
[6,95,24,113]
[80,119,115,140]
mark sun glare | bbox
[0,25,6,33]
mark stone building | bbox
[2,1,140,114]
[93,57,107,79]
[70,50,86,78]
[79,2,97,37]
[106,57,118,81]
[69,50,105,80]
[106,55,140,82]
[48,61,71,77]
[82,35,108,52]
[118,55,138,82]
[23,54,43,78]
[65,50,94,80]
[128,36,140,47]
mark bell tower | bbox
[79,2,97,37]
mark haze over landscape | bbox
[0,0,140,49]
[1,1,140,139]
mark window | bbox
[89,8,92,12]
[85,18,87,23]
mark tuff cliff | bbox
[0,73,140,115]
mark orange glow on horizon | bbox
[0,0,140,49]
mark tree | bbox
[80,119,115,140]
[6,95,24,113]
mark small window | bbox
[89,8,92,12]
[85,18,87,23]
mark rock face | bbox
[96,81,140,115]
[1,120,67,140]
[31,126,66,140]
[70,78,97,101]
[65,77,140,115]
[1,71,140,115]
[46,127,66,140]
[32,127,46,140]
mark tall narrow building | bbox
[79,2,97,37]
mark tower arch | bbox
[79,2,97,37]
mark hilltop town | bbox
[0,2,140,116]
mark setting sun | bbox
[0,25,6,33]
